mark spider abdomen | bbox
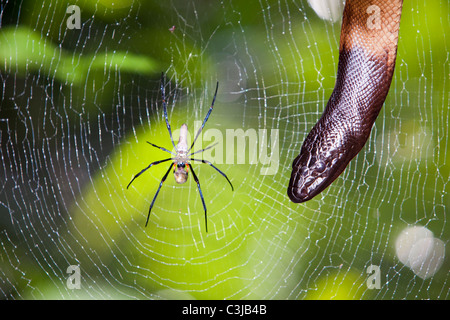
[177,124,188,153]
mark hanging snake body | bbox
[288,0,403,203]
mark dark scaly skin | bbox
[288,0,403,203]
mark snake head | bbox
[287,124,360,203]
[287,149,342,203]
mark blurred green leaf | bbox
[0,26,158,85]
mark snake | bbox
[288,0,403,203]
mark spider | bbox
[127,73,234,232]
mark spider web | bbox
[0,0,448,299]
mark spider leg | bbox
[187,142,218,157]
[188,81,219,153]
[127,158,173,189]
[147,141,176,156]
[160,73,177,151]
[190,158,234,191]
[145,162,174,227]
[189,165,208,233]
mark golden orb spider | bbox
[127,73,233,232]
